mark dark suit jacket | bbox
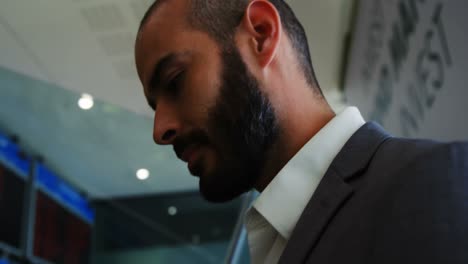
[279,122,468,264]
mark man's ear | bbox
[241,0,281,68]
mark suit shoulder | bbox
[378,137,468,167]
[366,138,468,197]
[366,139,468,263]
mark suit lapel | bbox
[279,122,391,263]
[278,169,353,263]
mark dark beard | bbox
[198,47,280,203]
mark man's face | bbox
[135,1,279,202]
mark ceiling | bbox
[0,0,354,198]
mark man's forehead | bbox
[135,0,190,75]
[140,0,190,33]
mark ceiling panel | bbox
[0,16,48,82]
[0,0,152,117]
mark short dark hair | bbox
[139,0,322,94]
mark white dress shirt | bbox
[245,107,365,264]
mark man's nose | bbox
[152,101,180,145]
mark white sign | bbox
[344,0,468,141]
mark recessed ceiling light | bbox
[78,93,94,110]
[168,206,178,216]
[136,168,150,180]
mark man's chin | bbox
[190,163,239,202]
[188,164,202,177]
[188,157,206,177]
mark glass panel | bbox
[92,192,242,264]
[34,191,92,264]
[0,162,25,249]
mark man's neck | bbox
[254,97,335,192]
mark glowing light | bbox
[136,168,150,180]
[168,206,178,216]
[78,93,94,110]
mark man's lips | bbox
[179,145,203,176]
[179,144,199,163]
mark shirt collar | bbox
[246,107,365,240]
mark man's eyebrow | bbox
[145,52,191,111]
[148,52,178,93]
[145,53,178,111]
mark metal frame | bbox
[19,160,36,261]
[0,156,28,181]
[0,241,22,260]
